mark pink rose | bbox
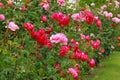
[50,33,68,45]
[0,2,4,7]
[7,22,19,31]
[80,34,86,40]
[57,0,65,6]
[68,68,78,79]
[80,52,88,62]
[117,14,120,18]
[91,39,101,49]
[112,17,120,23]
[103,11,113,19]
[114,0,120,5]
[85,35,91,41]
[0,14,5,21]
[21,6,26,12]
[43,4,49,11]
[88,59,96,68]
[41,15,47,23]
[59,46,70,57]
[93,16,99,22]
[71,12,85,22]
[96,19,102,27]
[100,5,107,10]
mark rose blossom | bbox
[96,19,102,27]
[59,46,70,57]
[100,5,107,10]
[85,35,91,41]
[93,16,99,22]
[88,59,96,68]
[7,22,19,31]
[117,14,120,18]
[51,12,70,27]
[91,39,101,49]
[43,4,49,11]
[50,33,68,45]
[80,52,88,62]
[0,2,4,7]
[67,64,80,79]
[103,11,113,19]
[21,6,26,12]
[68,68,78,79]
[0,14,5,21]
[23,22,34,31]
[117,36,120,40]
[85,11,94,24]
[112,17,120,23]
[80,34,86,40]
[57,0,65,6]
[71,13,84,22]
[41,15,47,23]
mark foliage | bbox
[0,0,120,80]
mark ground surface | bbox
[90,51,120,80]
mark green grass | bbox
[89,51,120,80]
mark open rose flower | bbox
[0,14,5,21]
[68,68,78,79]
[103,11,113,19]
[91,39,101,49]
[57,0,65,6]
[7,22,19,31]
[88,59,96,68]
[50,33,68,45]
[67,64,80,79]
[42,4,49,10]
[59,46,70,57]
[112,17,120,23]
[23,22,34,31]
[71,13,82,22]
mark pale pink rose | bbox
[114,0,120,5]
[100,5,107,10]
[117,14,120,18]
[7,22,19,31]
[71,13,85,22]
[112,17,120,23]
[93,16,99,22]
[80,34,85,40]
[114,0,120,9]
[108,13,113,17]
[50,33,68,45]
[68,68,78,79]
[111,45,115,50]
[103,11,108,15]
[103,11,113,19]
[71,13,81,22]
[0,14,5,21]
[43,4,49,11]
[57,0,65,6]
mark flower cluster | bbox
[50,33,68,45]
[23,22,52,48]
[71,10,102,27]
[51,12,70,28]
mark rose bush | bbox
[0,0,120,80]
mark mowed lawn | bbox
[89,51,120,80]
